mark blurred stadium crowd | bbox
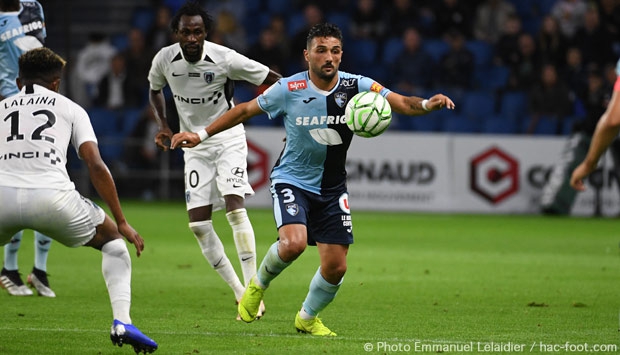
[52,0,620,182]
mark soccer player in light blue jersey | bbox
[171,23,455,336]
[0,0,56,298]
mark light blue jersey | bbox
[0,0,45,98]
[257,71,391,195]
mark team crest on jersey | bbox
[185,190,191,204]
[288,80,307,91]
[334,92,347,108]
[286,203,299,216]
[370,82,384,93]
[203,72,214,83]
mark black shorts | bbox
[271,183,354,246]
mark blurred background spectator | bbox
[473,0,517,44]
[551,0,588,38]
[72,32,117,108]
[146,5,175,49]
[389,27,435,95]
[438,29,475,91]
[527,63,574,134]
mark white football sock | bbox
[189,220,245,299]
[101,239,132,324]
[226,208,256,287]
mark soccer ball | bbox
[345,91,392,138]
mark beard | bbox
[182,44,202,62]
[314,64,337,81]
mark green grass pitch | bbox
[1,201,619,354]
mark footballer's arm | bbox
[171,98,263,149]
[79,141,145,255]
[387,92,455,116]
[263,69,282,85]
[149,89,173,151]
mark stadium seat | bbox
[347,39,378,71]
[130,7,155,34]
[441,114,481,133]
[267,0,292,15]
[411,114,444,132]
[465,40,493,69]
[111,34,129,51]
[244,13,272,45]
[122,108,143,136]
[381,37,404,65]
[286,11,306,37]
[507,0,535,19]
[482,116,519,134]
[474,65,510,91]
[522,115,560,135]
[461,91,496,122]
[88,108,116,137]
[499,91,528,121]
[422,39,449,63]
[88,108,124,161]
[561,115,581,135]
[539,0,558,16]
[326,12,350,39]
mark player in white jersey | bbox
[0,47,157,353]
[171,23,455,336]
[148,1,281,319]
[0,0,56,298]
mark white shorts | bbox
[184,138,254,211]
[0,186,106,247]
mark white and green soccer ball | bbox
[345,91,392,138]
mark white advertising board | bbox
[244,128,620,216]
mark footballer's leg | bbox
[27,231,56,297]
[189,212,246,300]
[87,216,157,353]
[1,230,33,296]
[238,224,306,323]
[186,149,246,303]
[224,195,266,319]
[295,245,347,337]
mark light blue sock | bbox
[301,268,342,317]
[34,231,52,272]
[3,230,23,270]
[256,242,291,288]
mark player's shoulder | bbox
[272,72,309,95]
[338,70,363,80]
[153,43,182,63]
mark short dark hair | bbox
[19,47,66,82]
[306,23,343,49]
[170,1,213,33]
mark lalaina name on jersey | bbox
[3,95,56,108]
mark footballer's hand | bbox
[570,163,593,191]
[428,94,456,111]
[171,131,200,149]
[118,221,144,257]
[154,128,174,151]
